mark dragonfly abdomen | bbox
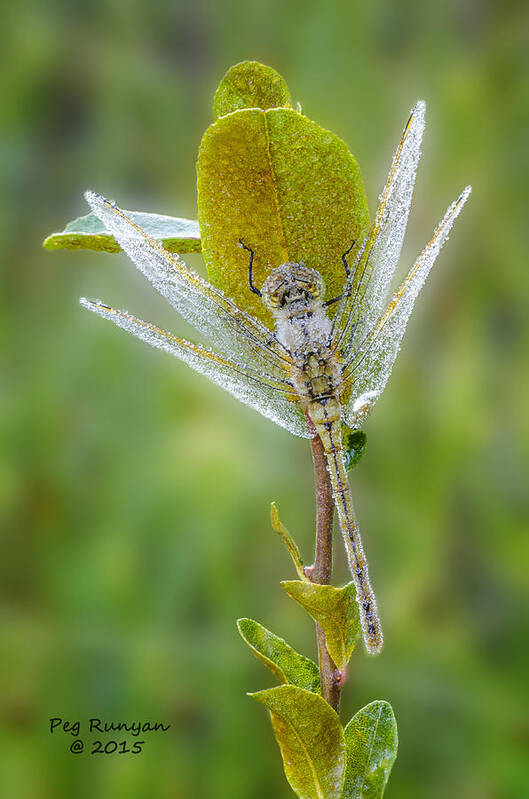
[289,339,343,412]
[311,412,383,655]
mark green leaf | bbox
[197,104,370,327]
[213,60,292,119]
[342,701,398,799]
[270,502,306,580]
[343,430,367,471]
[281,581,360,671]
[237,618,319,693]
[250,685,345,799]
[43,210,201,254]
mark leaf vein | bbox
[263,112,289,263]
[273,710,326,799]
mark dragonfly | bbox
[80,101,470,655]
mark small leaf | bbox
[343,430,367,471]
[281,581,360,670]
[342,701,398,799]
[213,60,291,119]
[237,618,319,693]
[43,210,201,254]
[270,502,306,580]
[250,685,345,799]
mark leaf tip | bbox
[213,60,291,119]
[42,234,56,250]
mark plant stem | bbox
[307,417,343,713]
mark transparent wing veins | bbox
[339,186,471,424]
[81,299,311,439]
[331,101,426,360]
[85,192,293,380]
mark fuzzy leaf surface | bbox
[43,211,201,254]
[213,60,291,118]
[237,618,319,693]
[251,685,345,799]
[342,701,398,798]
[197,106,369,327]
[281,581,360,670]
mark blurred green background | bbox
[1,1,528,797]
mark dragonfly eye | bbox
[308,271,325,302]
[262,264,325,310]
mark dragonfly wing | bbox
[84,192,291,381]
[332,102,425,358]
[342,186,471,428]
[81,299,311,439]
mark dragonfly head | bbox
[261,263,325,311]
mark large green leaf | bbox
[213,60,291,119]
[43,210,201,254]
[270,502,306,580]
[250,685,345,799]
[197,103,369,327]
[281,581,360,671]
[342,701,398,799]
[237,618,319,693]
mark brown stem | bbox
[307,416,343,713]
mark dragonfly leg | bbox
[323,240,358,307]
[341,239,356,278]
[323,294,342,308]
[238,239,262,297]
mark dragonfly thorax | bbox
[261,263,325,311]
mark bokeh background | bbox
[1,1,528,797]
